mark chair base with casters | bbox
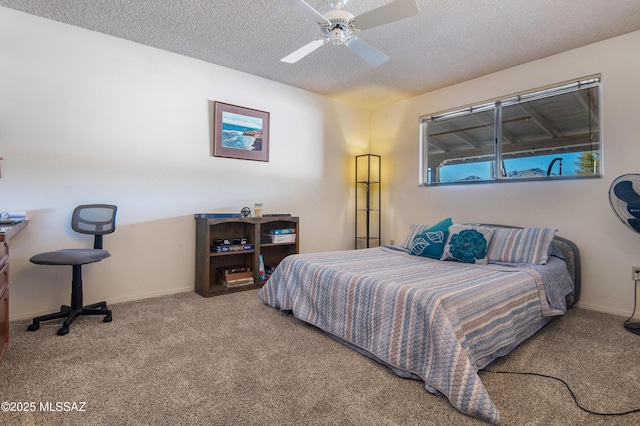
[27,263,112,336]
[27,204,117,336]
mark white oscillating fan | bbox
[609,174,640,336]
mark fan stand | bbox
[624,277,640,336]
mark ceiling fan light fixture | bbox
[329,28,345,45]
[281,0,420,66]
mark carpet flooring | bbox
[1,290,639,425]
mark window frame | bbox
[419,76,602,186]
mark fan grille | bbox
[609,174,640,234]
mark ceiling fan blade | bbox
[281,39,327,63]
[283,0,331,26]
[354,0,419,31]
[346,38,389,67]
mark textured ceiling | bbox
[2,0,640,108]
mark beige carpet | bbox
[1,290,639,425]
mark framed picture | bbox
[213,102,270,162]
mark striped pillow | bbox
[402,224,432,249]
[487,227,557,265]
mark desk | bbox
[1,220,27,364]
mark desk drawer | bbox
[1,262,8,363]
[0,262,7,295]
[0,242,7,268]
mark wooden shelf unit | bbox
[195,216,299,297]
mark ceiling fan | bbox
[281,0,420,67]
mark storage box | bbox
[217,266,253,284]
[221,277,255,288]
[262,234,296,244]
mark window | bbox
[420,77,601,185]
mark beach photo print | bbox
[213,102,270,162]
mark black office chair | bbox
[27,204,117,336]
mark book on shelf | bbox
[211,243,254,253]
[263,228,296,235]
[194,213,242,219]
[0,211,27,225]
[216,265,251,275]
[259,254,266,281]
[262,233,296,244]
[213,237,247,246]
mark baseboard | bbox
[11,290,632,322]
[10,285,195,322]
[573,301,631,318]
[106,286,194,306]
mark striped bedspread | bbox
[258,247,574,423]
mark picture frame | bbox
[213,102,270,162]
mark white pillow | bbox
[441,224,495,265]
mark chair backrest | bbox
[71,204,117,249]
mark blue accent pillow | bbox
[409,218,453,259]
[441,224,495,264]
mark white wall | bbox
[0,8,370,319]
[4,6,637,321]
[370,30,640,317]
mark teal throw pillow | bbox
[409,218,453,259]
[441,224,495,264]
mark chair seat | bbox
[30,249,110,266]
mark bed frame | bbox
[260,223,581,423]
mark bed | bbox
[258,223,580,424]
